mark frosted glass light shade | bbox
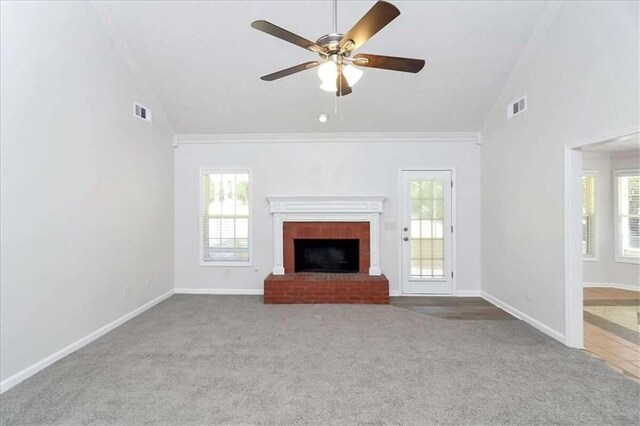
[317,61,338,80]
[317,61,338,92]
[342,65,363,86]
[318,62,364,92]
[320,80,337,92]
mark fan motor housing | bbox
[316,33,346,55]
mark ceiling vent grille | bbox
[507,96,526,119]
[133,102,152,122]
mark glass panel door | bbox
[401,170,453,294]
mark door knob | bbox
[403,227,409,232]
[403,236,409,241]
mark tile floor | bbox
[583,287,640,379]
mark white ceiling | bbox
[101,1,549,134]
[582,133,640,155]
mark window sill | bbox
[199,261,253,267]
[583,257,599,262]
[614,257,640,265]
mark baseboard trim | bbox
[0,289,174,394]
[173,289,484,297]
[583,282,640,292]
[454,290,482,297]
[174,288,264,295]
[481,291,567,345]
[391,290,482,297]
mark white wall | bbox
[481,1,639,339]
[1,2,175,383]
[583,153,640,289]
[174,140,481,295]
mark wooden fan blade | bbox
[353,53,425,73]
[336,69,352,96]
[339,1,400,52]
[260,61,320,81]
[251,20,324,53]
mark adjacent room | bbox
[579,136,640,377]
[1,1,639,424]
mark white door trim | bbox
[398,168,457,295]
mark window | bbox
[615,170,640,263]
[200,169,251,265]
[410,179,446,279]
[581,173,596,258]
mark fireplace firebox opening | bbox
[294,239,359,273]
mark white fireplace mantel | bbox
[266,196,386,276]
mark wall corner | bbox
[475,132,483,145]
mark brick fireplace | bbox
[283,222,370,273]
[264,196,389,304]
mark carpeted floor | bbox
[1,295,639,425]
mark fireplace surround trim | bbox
[267,196,385,276]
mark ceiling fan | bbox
[250,0,425,96]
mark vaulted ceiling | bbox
[99,1,549,134]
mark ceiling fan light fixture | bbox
[342,64,363,86]
[252,0,425,97]
[319,80,337,92]
[317,60,338,92]
[318,61,363,92]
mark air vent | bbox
[133,102,152,122]
[507,96,526,119]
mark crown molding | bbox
[475,131,483,145]
[174,132,480,146]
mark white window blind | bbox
[616,170,640,262]
[581,174,596,258]
[201,170,250,264]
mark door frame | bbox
[397,167,457,296]
[563,125,639,348]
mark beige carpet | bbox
[1,295,639,425]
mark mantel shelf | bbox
[266,196,386,214]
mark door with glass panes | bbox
[401,170,453,294]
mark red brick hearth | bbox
[265,221,389,304]
[264,273,389,304]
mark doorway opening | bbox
[565,129,639,378]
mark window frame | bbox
[581,171,598,261]
[614,168,640,265]
[199,167,253,267]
